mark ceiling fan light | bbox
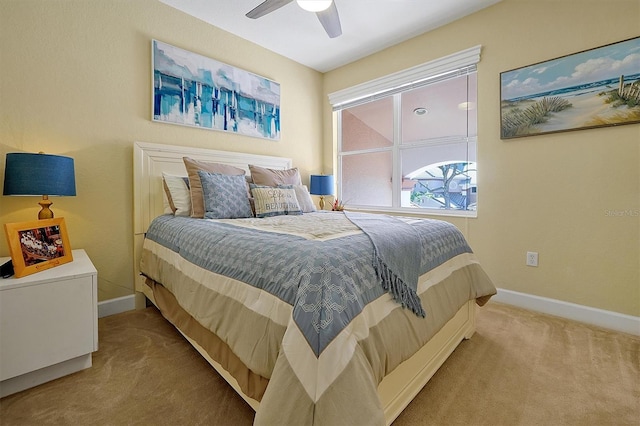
[296,0,332,12]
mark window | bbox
[329,46,481,216]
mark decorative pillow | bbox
[278,184,316,213]
[249,164,302,187]
[183,157,247,218]
[250,186,303,218]
[162,173,191,216]
[198,171,253,219]
[162,194,173,215]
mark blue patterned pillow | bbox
[198,171,253,219]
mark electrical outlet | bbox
[526,251,538,267]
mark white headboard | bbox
[133,141,292,236]
[132,141,292,304]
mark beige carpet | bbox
[1,302,638,425]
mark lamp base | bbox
[319,196,325,210]
[38,196,54,220]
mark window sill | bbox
[343,206,478,219]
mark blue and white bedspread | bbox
[140,212,496,425]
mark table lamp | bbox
[3,152,76,219]
[310,174,334,210]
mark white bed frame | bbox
[133,141,293,306]
[132,141,476,425]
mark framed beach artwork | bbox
[152,40,281,140]
[500,36,640,139]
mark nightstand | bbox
[0,249,98,397]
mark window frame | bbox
[330,46,481,218]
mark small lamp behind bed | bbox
[310,174,334,210]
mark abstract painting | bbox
[152,40,280,140]
[500,37,640,139]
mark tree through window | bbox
[405,161,477,211]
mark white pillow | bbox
[278,184,316,213]
[162,172,191,217]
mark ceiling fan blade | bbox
[246,0,294,19]
[316,1,342,38]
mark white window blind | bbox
[328,45,481,111]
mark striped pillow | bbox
[162,173,191,216]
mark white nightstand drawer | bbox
[0,249,97,395]
[1,275,95,380]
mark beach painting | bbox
[500,37,640,139]
[152,40,280,140]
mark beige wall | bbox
[0,0,324,301]
[1,0,638,318]
[324,0,640,317]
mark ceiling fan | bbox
[246,0,342,38]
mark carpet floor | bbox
[1,302,638,425]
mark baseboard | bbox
[97,294,136,318]
[492,288,640,336]
[96,290,639,335]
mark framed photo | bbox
[152,40,281,140]
[3,218,73,278]
[500,36,640,139]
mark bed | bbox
[133,141,496,425]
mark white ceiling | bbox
[159,0,501,72]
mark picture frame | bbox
[152,40,281,140]
[3,218,73,278]
[500,36,640,139]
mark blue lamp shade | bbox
[3,152,76,219]
[309,175,334,196]
[310,174,334,210]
